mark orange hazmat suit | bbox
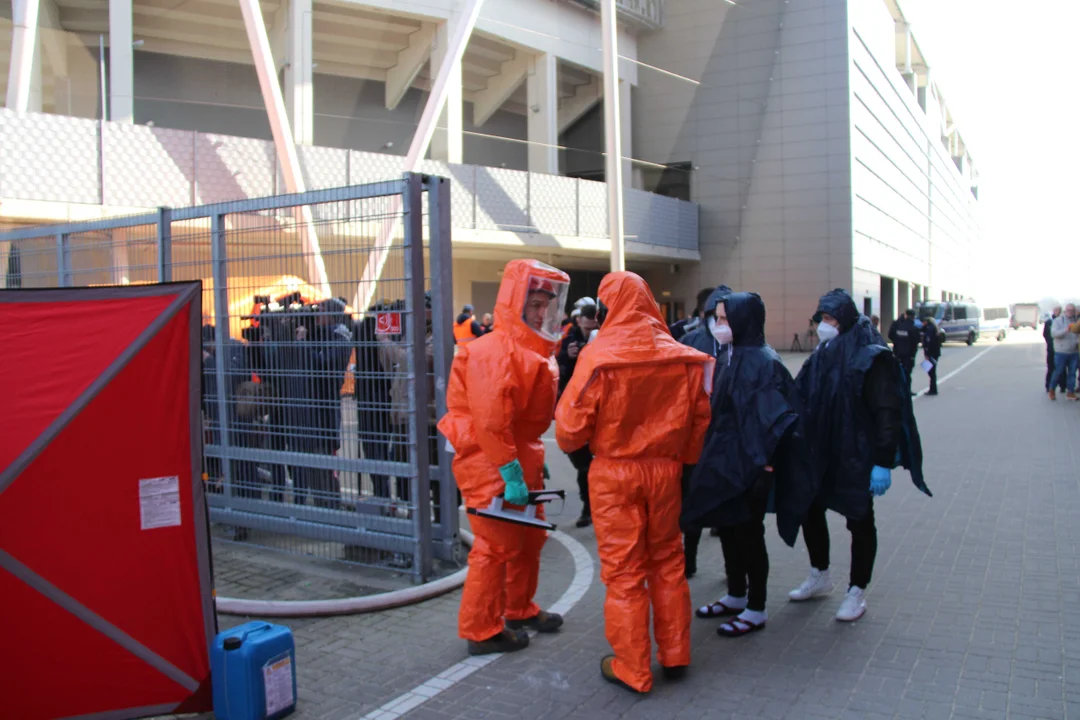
[437,259,570,643]
[555,272,712,693]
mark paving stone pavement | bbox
[205,334,1079,720]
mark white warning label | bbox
[263,653,295,716]
[138,476,182,530]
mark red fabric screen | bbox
[0,286,213,720]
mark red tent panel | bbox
[1,569,193,720]
[0,284,214,719]
[0,295,178,470]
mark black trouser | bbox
[716,491,770,611]
[680,465,702,572]
[293,435,342,509]
[927,356,938,394]
[802,498,877,590]
[898,356,915,395]
[567,446,593,517]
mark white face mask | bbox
[816,322,839,344]
[708,317,733,345]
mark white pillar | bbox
[429,18,463,163]
[619,78,637,189]
[600,0,625,272]
[282,0,314,145]
[526,52,558,174]
[6,0,41,112]
[109,0,134,123]
[238,0,331,298]
[353,0,485,314]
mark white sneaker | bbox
[788,568,834,601]
[835,586,867,622]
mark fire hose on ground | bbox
[215,530,474,618]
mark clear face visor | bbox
[523,275,570,340]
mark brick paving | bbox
[200,335,1078,720]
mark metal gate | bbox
[0,173,457,581]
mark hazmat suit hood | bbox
[585,272,710,371]
[492,259,570,357]
[683,292,816,546]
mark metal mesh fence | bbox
[0,174,457,581]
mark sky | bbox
[899,0,1079,305]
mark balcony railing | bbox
[567,0,663,29]
[0,109,698,255]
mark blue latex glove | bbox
[500,460,530,505]
[870,466,892,497]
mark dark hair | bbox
[579,304,597,320]
[696,287,715,314]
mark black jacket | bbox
[921,323,943,359]
[1044,317,1056,350]
[888,317,920,359]
[795,289,930,521]
[557,324,589,398]
[682,293,817,546]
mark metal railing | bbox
[0,109,699,255]
[0,174,457,581]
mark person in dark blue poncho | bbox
[679,284,732,578]
[682,292,817,637]
[788,289,930,622]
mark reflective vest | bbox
[454,318,477,346]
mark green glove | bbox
[500,460,529,505]
[542,463,551,481]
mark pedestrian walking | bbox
[1049,304,1079,401]
[921,317,943,395]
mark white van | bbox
[979,306,1009,342]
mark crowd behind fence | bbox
[0,174,457,581]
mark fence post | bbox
[426,175,458,562]
[403,172,433,581]
[210,212,233,495]
[55,233,71,287]
[157,206,172,283]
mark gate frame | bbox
[0,173,457,582]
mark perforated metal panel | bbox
[349,151,402,186]
[194,134,275,205]
[475,167,530,232]
[103,123,194,208]
[297,145,349,190]
[578,180,608,238]
[447,164,477,230]
[530,174,578,236]
[0,109,100,204]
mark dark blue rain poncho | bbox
[680,285,735,358]
[681,292,818,546]
[796,289,930,522]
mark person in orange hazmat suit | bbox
[437,259,571,656]
[555,272,713,693]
